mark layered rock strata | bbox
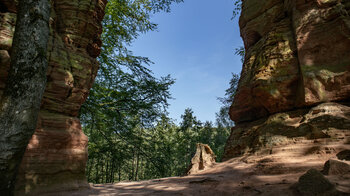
[0,0,106,194]
[224,0,350,160]
[230,0,350,123]
[224,102,350,159]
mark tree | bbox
[82,0,246,182]
[81,0,183,126]
[0,0,51,195]
[80,0,183,183]
[179,108,201,131]
[216,73,239,128]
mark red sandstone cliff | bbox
[223,0,350,160]
[229,0,350,123]
[0,0,107,194]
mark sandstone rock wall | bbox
[223,102,350,159]
[0,0,107,194]
[224,0,350,159]
[230,0,350,123]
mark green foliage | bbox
[234,46,245,63]
[216,106,233,128]
[81,0,183,139]
[216,73,240,128]
[232,0,242,19]
[217,0,244,128]
[79,0,239,184]
[215,43,244,128]
[80,0,183,183]
[83,109,230,183]
[179,108,201,131]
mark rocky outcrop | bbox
[223,102,350,159]
[322,159,350,176]
[291,158,350,196]
[187,144,216,175]
[291,169,339,196]
[337,150,350,161]
[0,0,106,194]
[230,0,350,123]
[224,0,350,160]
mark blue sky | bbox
[130,0,243,124]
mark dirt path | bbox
[44,140,350,196]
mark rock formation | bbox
[292,158,350,195]
[229,0,350,123]
[224,102,350,159]
[0,0,107,194]
[291,169,339,196]
[223,0,350,159]
[322,159,350,175]
[187,143,216,175]
[337,150,350,161]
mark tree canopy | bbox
[79,0,244,183]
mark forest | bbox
[79,0,242,183]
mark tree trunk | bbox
[130,149,135,180]
[95,158,100,183]
[87,158,93,182]
[110,158,115,183]
[0,0,51,195]
[139,157,143,180]
[105,159,109,183]
[118,162,121,182]
[135,152,139,181]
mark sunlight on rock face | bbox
[187,143,216,175]
[230,0,350,123]
[0,0,348,195]
[0,0,106,194]
[224,102,350,160]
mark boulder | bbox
[322,159,350,175]
[292,169,338,196]
[337,150,350,161]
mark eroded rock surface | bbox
[222,1,350,194]
[187,143,216,175]
[337,150,350,161]
[224,102,350,159]
[230,0,350,123]
[291,169,339,196]
[0,0,106,194]
[224,0,350,162]
[322,159,350,176]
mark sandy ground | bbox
[44,140,350,196]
